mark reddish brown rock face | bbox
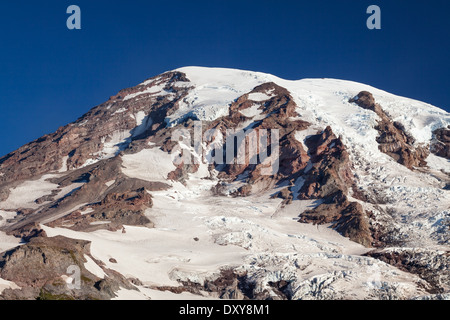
[350,91,429,169]
[0,71,192,184]
[299,191,373,247]
[291,126,374,247]
[431,126,450,160]
[209,82,311,183]
[48,187,154,232]
[298,126,353,200]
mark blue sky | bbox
[0,0,449,156]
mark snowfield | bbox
[164,67,275,126]
[121,147,177,183]
[0,174,59,210]
[40,178,431,299]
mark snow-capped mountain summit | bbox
[0,67,448,300]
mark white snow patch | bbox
[0,210,17,228]
[90,221,111,226]
[0,174,59,210]
[0,229,21,253]
[61,275,74,286]
[294,127,320,153]
[84,255,107,279]
[105,180,115,187]
[79,207,94,215]
[58,156,69,173]
[80,158,100,168]
[121,148,176,182]
[123,84,165,101]
[239,104,263,119]
[134,111,146,127]
[101,130,132,157]
[112,107,127,115]
[247,91,273,102]
[426,153,450,174]
[0,278,20,294]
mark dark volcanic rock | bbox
[298,126,353,199]
[365,248,450,294]
[48,187,155,232]
[0,236,136,300]
[154,269,281,300]
[6,222,47,242]
[299,191,373,247]
[431,126,450,160]
[209,82,310,189]
[294,127,374,247]
[349,91,383,114]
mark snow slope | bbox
[42,177,430,299]
[164,67,275,126]
[170,67,449,149]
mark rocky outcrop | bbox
[48,187,154,232]
[431,126,450,159]
[288,126,374,247]
[299,191,373,247]
[0,236,136,300]
[365,248,450,294]
[154,269,283,300]
[208,82,310,187]
[149,82,311,191]
[2,157,168,232]
[193,87,375,247]
[350,91,429,169]
[0,71,192,184]
[6,222,47,242]
[297,126,353,199]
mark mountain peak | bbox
[0,67,449,300]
